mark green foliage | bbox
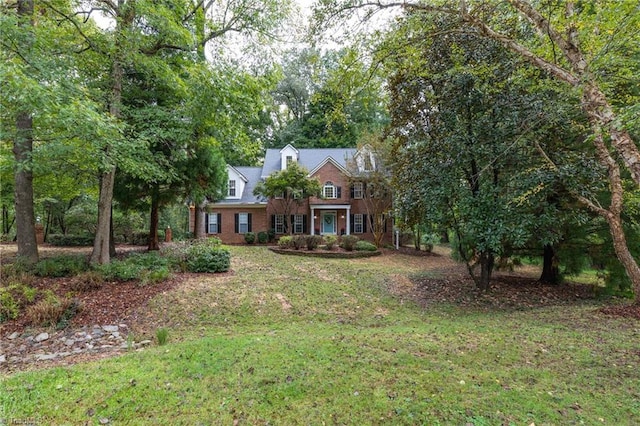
[0,283,36,322]
[278,236,293,249]
[244,232,256,244]
[323,235,337,250]
[156,327,169,346]
[257,231,269,244]
[169,238,232,273]
[305,235,323,250]
[97,261,144,282]
[47,234,94,247]
[33,255,89,278]
[139,268,171,287]
[354,240,377,252]
[340,235,359,251]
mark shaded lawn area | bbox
[2,246,640,425]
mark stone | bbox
[110,332,121,339]
[7,332,20,340]
[35,332,49,343]
[102,325,119,333]
[0,355,6,363]
[64,339,76,347]
[35,353,57,361]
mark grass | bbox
[2,246,640,425]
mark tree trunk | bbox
[14,112,38,264]
[477,250,494,291]
[13,0,38,265]
[540,244,560,284]
[91,169,115,264]
[604,211,640,305]
[194,201,206,238]
[148,188,160,251]
[109,205,116,258]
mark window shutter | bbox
[204,213,209,234]
[271,214,275,231]
[337,186,342,199]
[303,215,307,233]
[217,214,222,234]
[291,215,295,233]
[383,215,388,233]
[248,213,252,232]
[234,213,239,233]
[350,214,354,233]
[350,185,354,198]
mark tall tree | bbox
[315,0,640,300]
[253,162,322,234]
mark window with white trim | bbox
[238,213,249,233]
[323,181,336,199]
[354,214,364,233]
[208,213,219,234]
[274,214,285,234]
[228,180,236,197]
[286,155,293,167]
[294,214,304,234]
[353,182,363,199]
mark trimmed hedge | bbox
[47,234,94,247]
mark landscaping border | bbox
[268,247,381,259]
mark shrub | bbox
[355,240,377,252]
[97,260,144,282]
[257,231,269,244]
[305,235,323,250]
[323,235,338,250]
[25,292,80,328]
[0,283,35,322]
[126,252,170,269]
[244,232,256,244]
[278,236,293,249]
[156,327,169,346]
[69,270,105,292]
[291,235,305,250]
[184,239,231,273]
[47,234,94,247]
[34,255,89,278]
[139,268,171,286]
[267,229,276,242]
[340,235,360,251]
[131,231,149,246]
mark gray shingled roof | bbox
[262,148,357,178]
[215,166,264,205]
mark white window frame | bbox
[324,181,336,199]
[208,213,219,234]
[353,182,363,199]
[286,155,293,167]
[294,214,304,234]
[228,180,236,197]
[274,214,285,234]
[354,214,364,234]
[238,213,249,234]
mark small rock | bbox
[102,325,119,333]
[7,332,20,340]
[35,353,57,361]
[110,332,121,339]
[35,332,50,343]
[138,340,152,346]
[0,355,6,363]
[64,339,76,347]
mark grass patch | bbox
[2,247,639,424]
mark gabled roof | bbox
[307,156,350,177]
[227,165,249,183]
[262,147,357,178]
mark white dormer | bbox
[354,144,376,172]
[226,165,248,200]
[280,144,299,170]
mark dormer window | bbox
[286,155,293,167]
[364,153,373,171]
[324,181,336,199]
[228,180,236,197]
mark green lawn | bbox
[2,246,639,425]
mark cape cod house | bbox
[189,144,393,245]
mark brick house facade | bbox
[189,144,393,245]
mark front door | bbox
[322,212,336,234]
